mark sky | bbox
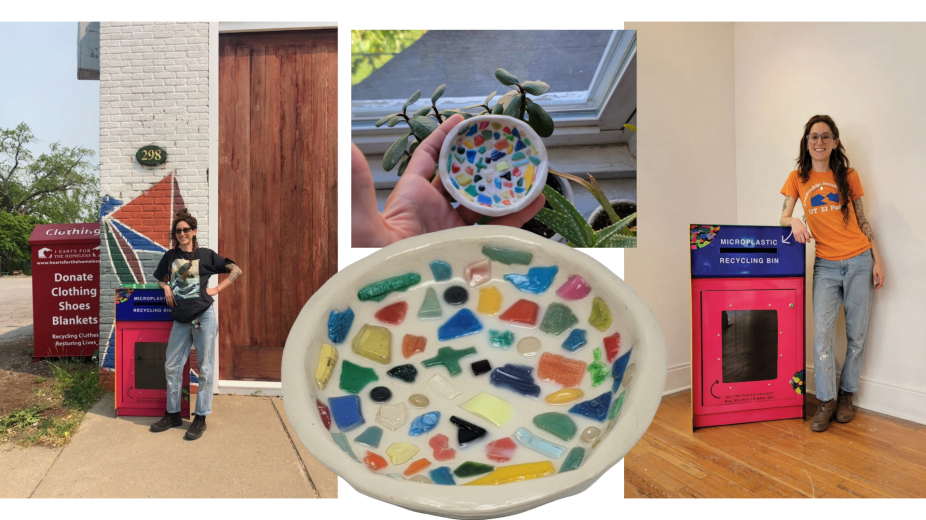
[0,22,100,165]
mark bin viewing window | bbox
[721,310,778,383]
[134,341,168,390]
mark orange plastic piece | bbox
[499,299,540,326]
[375,301,408,325]
[494,140,508,151]
[537,352,587,387]
[402,334,427,358]
[403,458,432,476]
[363,451,388,472]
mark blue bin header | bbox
[115,288,173,321]
[690,224,805,278]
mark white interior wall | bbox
[624,23,738,394]
[733,23,926,424]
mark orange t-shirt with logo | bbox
[780,169,870,261]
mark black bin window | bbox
[135,342,167,390]
[721,310,777,383]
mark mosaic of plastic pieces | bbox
[313,242,634,486]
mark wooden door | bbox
[218,30,337,381]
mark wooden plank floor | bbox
[625,391,926,498]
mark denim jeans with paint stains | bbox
[165,306,217,415]
[812,249,873,402]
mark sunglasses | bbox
[175,226,196,235]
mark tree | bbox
[0,211,37,272]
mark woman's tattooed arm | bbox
[854,196,874,242]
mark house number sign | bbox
[136,145,167,166]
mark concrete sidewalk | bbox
[0,393,337,498]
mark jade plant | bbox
[375,68,555,176]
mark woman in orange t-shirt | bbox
[780,115,884,433]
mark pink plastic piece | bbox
[464,258,491,287]
[556,275,591,300]
[429,434,456,461]
[485,437,517,462]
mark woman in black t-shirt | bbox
[149,208,243,440]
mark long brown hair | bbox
[165,208,198,282]
[796,115,853,225]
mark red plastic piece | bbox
[316,399,331,430]
[499,299,540,326]
[537,352,587,387]
[474,135,485,146]
[503,126,511,134]
[363,451,389,472]
[452,163,461,173]
[402,334,427,359]
[375,301,408,325]
[485,437,517,462]
[604,332,621,363]
[429,434,456,461]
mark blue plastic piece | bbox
[514,139,526,151]
[562,329,587,352]
[490,150,505,161]
[430,260,452,281]
[466,124,478,136]
[493,131,501,140]
[450,178,460,189]
[494,178,502,189]
[515,187,525,193]
[514,427,566,459]
[409,411,441,436]
[477,194,493,205]
[327,308,354,344]
[329,395,364,431]
[504,266,559,294]
[569,392,612,423]
[430,466,456,485]
[490,364,541,397]
[512,159,529,167]
[354,426,383,448]
[438,308,484,341]
[466,150,476,163]
[493,195,501,203]
[611,351,632,392]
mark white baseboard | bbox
[217,379,282,397]
[664,362,691,395]
[804,364,926,426]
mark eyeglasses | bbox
[806,133,835,143]
[175,227,195,235]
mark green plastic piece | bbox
[609,390,626,420]
[453,461,495,478]
[358,273,421,302]
[481,130,493,141]
[478,146,487,154]
[588,297,612,332]
[533,412,577,441]
[421,346,477,377]
[587,348,610,387]
[489,330,515,349]
[559,447,585,473]
[524,138,532,146]
[455,154,466,163]
[511,152,525,161]
[482,245,533,265]
[339,360,379,394]
[418,287,442,319]
[465,185,479,197]
[528,156,541,166]
[540,303,579,336]
[494,160,511,172]
[331,432,359,462]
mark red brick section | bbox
[109,173,177,250]
[99,368,116,392]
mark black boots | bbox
[150,411,183,432]
[811,399,837,432]
[184,414,207,440]
[836,390,855,423]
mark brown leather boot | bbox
[811,398,837,432]
[836,390,855,423]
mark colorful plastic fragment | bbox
[537,352,587,387]
[385,442,420,465]
[514,427,566,458]
[329,395,364,432]
[470,359,492,376]
[559,447,585,473]
[429,434,457,461]
[556,275,591,300]
[604,332,621,363]
[437,309,484,341]
[408,394,429,408]
[623,363,635,387]
[430,467,456,485]
[491,364,541,397]
[363,451,388,472]
[327,308,354,344]
[418,288,442,320]
[485,437,517,462]
[375,402,408,431]
[545,388,584,405]
[315,343,338,390]
[450,416,488,447]
[422,346,478,377]
[609,390,626,420]
[532,412,577,441]
[477,286,502,315]
[481,245,533,265]
[370,386,392,402]
[316,399,331,430]
[339,360,378,394]
[499,299,540,326]
[404,458,432,476]
[569,392,613,423]
[539,303,579,336]
[443,286,469,306]
[562,329,587,352]
[461,392,515,427]
[387,363,418,383]
[588,297,612,332]
[430,260,452,281]
[410,475,432,483]
[354,426,383,448]
[427,373,462,400]
[401,334,426,359]
[464,461,556,486]
[463,258,492,287]
[611,351,632,391]
[358,272,421,302]
[409,411,441,436]
[352,324,392,365]
[504,266,558,294]
[454,462,495,478]
[331,432,359,461]
[581,426,601,443]
[489,329,515,348]
[587,348,610,387]
[375,301,408,325]
[516,336,541,356]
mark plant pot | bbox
[587,199,637,232]
[520,167,575,242]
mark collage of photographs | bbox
[1,12,925,520]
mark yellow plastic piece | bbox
[501,190,509,199]
[461,191,474,202]
[492,122,502,130]
[314,343,338,390]
[464,140,474,149]
[545,388,584,405]
[385,442,420,465]
[352,324,392,365]
[455,173,472,187]
[462,392,515,427]
[464,461,556,485]
[525,165,535,191]
[477,286,502,315]
[507,144,513,155]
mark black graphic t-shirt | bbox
[153,248,235,323]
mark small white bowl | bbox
[438,115,549,217]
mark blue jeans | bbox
[812,250,873,402]
[165,307,217,416]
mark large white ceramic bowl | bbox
[281,226,666,518]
